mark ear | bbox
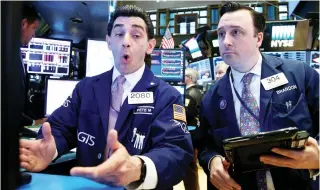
[106,34,111,50]
[256,32,264,48]
[146,38,156,55]
[21,18,28,29]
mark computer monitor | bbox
[188,58,213,85]
[45,79,80,116]
[150,49,185,83]
[184,36,202,59]
[85,39,114,77]
[310,51,320,73]
[20,37,72,76]
[263,51,307,63]
[172,84,186,105]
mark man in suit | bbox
[197,2,319,190]
[19,5,193,190]
[20,4,46,128]
[183,67,203,190]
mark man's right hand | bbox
[20,122,57,172]
[210,156,242,190]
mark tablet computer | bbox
[222,127,309,173]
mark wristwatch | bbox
[129,157,147,189]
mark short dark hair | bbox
[107,5,154,40]
[22,4,41,24]
[220,2,266,35]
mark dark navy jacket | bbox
[197,54,319,190]
[38,66,193,189]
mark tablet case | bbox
[222,127,309,173]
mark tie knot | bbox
[115,75,126,85]
[242,73,254,87]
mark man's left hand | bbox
[260,137,319,169]
[70,130,142,186]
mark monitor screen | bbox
[172,85,185,104]
[263,51,307,63]
[151,49,185,83]
[20,37,72,76]
[184,37,202,59]
[45,79,80,116]
[86,39,114,77]
[310,51,320,73]
[188,58,213,85]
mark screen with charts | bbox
[86,39,114,77]
[310,51,320,73]
[172,85,185,104]
[188,58,213,85]
[263,51,307,63]
[151,49,185,83]
[20,37,72,76]
[45,79,80,116]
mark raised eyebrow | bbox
[113,24,124,30]
[131,24,145,32]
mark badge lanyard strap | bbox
[231,73,260,122]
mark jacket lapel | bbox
[115,67,158,142]
[259,54,283,131]
[93,70,113,138]
[217,68,241,137]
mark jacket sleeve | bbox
[36,80,83,158]
[142,92,193,189]
[304,64,319,138]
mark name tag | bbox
[128,92,153,104]
[133,106,154,115]
[261,73,288,90]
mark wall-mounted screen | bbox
[188,58,213,85]
[21,37,72,76]
[151,49,185,83]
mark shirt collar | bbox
[186,83,196,90]
[230,53,262,86]
[112,64,146,86]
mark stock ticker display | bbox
[151,49,184,82]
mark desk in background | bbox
[18,173,124,190]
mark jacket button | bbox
[97,153,102,159]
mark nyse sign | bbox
[271,40,294,48]
[271,25,295,48]
[78,132,95,146]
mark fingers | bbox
[260,155,295,168]
[19,139,36,149]
[107,130,121,151]
[42,122,52,141]
[271,148,302,160]
[20,148,31,156]
[21,161,33,170]
[306,137,318,146]
[70,166,97,179]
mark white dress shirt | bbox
[228,54,275,190]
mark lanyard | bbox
[231,73,260,123]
